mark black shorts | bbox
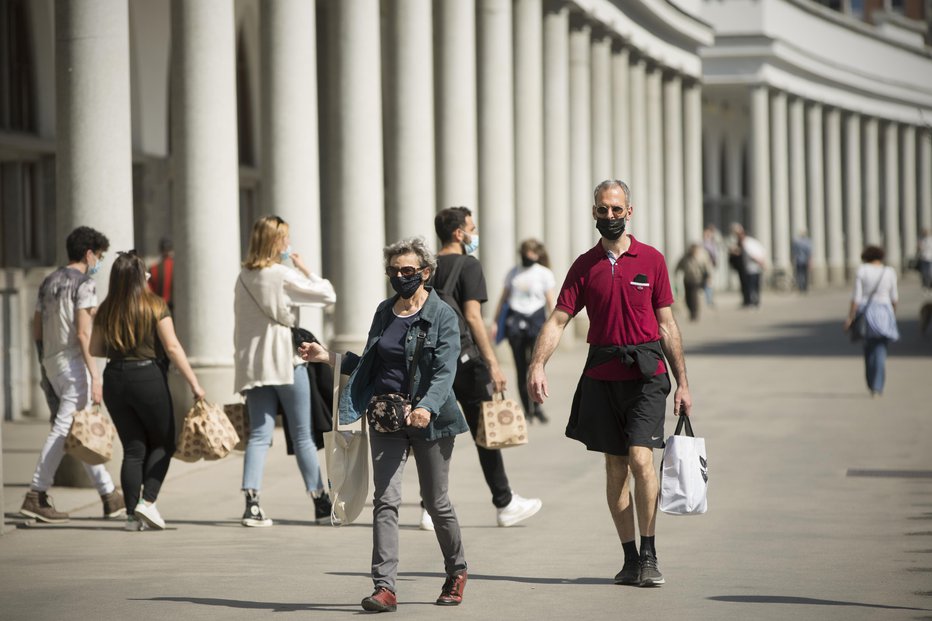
[566,373,671,456]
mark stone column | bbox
[435,0,478,211]
[770,90,791,277]
[327,0,385,351]
[825,107,845,283]
[724,135,744,229]
[384,0,436,245]
[514,0,544,242]
[477,0,516,302]
[645,64,664,249]
[844,112,863,277]
[788,97,807,239]
[901,125,918,263]
[683,79,703,242]
[663,72,685,262]
[611,45,630,181]
[543,1,571,274]
[260,0,324,334]
[863,117,881,245]
[920,128,932,232]
[749,85,772,267]
[590,29,612,182]
[806,102,827,286]
[703,125,722,228]
[569,15,592,258]
[170,0,240,403]
[628,54,649,242]
[55,0,134,288]
[883,121,902,269]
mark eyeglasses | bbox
[595,204,627,217]
[385,265,425,278]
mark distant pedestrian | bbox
[918,228,932,289]
[675,243,712,321]
[492,239,556,423]
[791,230,813,293]
[91,251,206,531]
[234,215,336,527]
[730,223,766,307]
[701,224,719,307]
[300,237,469,612]
[844,246,899,397]
[20,226,125,524]
[528,180,693,588]
[148,237,174,312]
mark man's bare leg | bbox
[606,454,641,585]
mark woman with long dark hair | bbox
[91,251,205,531]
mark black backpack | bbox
[431,255,482,367]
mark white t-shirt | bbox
[852,263,898,306]
[504,263,555,315]
[36,266,97,376]
[742,236,767,275]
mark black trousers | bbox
[452,361,512,509]
[506,330,543,419]
[683,283,701,320]
[102,361,176,513]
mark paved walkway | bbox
[2,282,931,621]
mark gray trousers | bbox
[370,431,466,591]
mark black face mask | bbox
[521,255,536,268]
[596,217,626,241]
[390,273,423,299]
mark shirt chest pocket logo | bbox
[629,273,650,292]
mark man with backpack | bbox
[424,207,542,530]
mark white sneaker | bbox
[496,493,542,527]
[419,508,435,531]
[134,502,166,530]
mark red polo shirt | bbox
[555,236,674,381]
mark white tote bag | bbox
[323,353,370,525]
[659,415,708,516]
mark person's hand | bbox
[842,317,853,332]
[406,407,431,428]
[290,252,310,277]
[192,384,206,401]
[90,376,102,405]
[673,384,692,417]
[527,364,548,404]
[490,363,507,393]
[299,342,330,364]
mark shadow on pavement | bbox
[707,595,931,611]
[328,571,608,585]
[689,319,931,358]
[137,597,361,614]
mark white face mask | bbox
[463,234,479,255]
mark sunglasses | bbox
[595,204,627,217]
[385,265,426,278]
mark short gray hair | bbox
[383,236,437,272]
[593,179,631,206]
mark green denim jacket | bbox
[338,287,469,440]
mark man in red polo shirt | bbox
[527,179,692,588]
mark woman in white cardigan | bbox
[234,215,336,526]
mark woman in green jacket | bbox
[300,237,469,613]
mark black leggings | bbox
[103,361,176,513]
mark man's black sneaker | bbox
[313,492,333,524]
[614,558,641,585]
[639,555,665,587]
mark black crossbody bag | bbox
[365,325,427,433]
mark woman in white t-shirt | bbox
[492,239,556,423]
[844,245,899,397]
[233,215,336,526]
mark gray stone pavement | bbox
[2,281,931,621]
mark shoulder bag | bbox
[848,271,883,343]
[659,415,708,516]
[365,324,427,433]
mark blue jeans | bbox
[242,366,324,493]
[863,338,889,394]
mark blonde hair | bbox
[243,215,288,270]
[95,252,167,353]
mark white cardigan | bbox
[234,263,336,393]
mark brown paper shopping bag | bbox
[65,405,116,465]
[174,399,240,462]
[476,392,528,449]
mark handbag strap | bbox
[332,352,342,431]
[435,254,468,300]
[239,273,294,329]
[860,269,885,311]
[673,414,695,438]
[406,325,428,400]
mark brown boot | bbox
[20,490,70,524]
[101,491,127,519]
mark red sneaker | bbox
[436,570,467,606]
[361,587,397,612]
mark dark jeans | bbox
[452,361,512,508]
[103,361,176,513]
[795,263,809,292]
[745,273,761,307]
[506,329,544,419]
[683,283,701,320]
[863,337,889,394]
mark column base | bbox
[53,449,122,489]
[827,264,847,285]
[810,265,829,288]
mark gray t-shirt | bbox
[36,266,97,376]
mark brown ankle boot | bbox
[20,490,70,524]
[101,491,127,519]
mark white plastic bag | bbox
[659,415,708,516]
[323,353,369,525]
